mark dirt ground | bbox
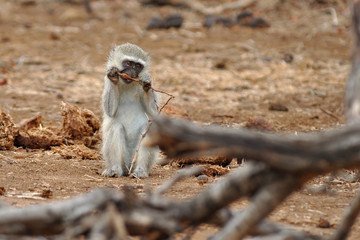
[1,0,360,239]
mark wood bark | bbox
[150,116,360,174]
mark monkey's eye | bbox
[126,61,133,66]
[135,63,142,70]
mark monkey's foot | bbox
[132,167,149,178]
[102,166,125,177]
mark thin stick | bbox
[118,73,175,175]
[154,166,203,196]
[118,73,175,98]
[129,122,153,175]
[320,107,341,122]
[159,95,175,112]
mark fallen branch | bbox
[149,117,360,174]
[0,165,324,239]
[330,188,360,240]
[0,188,120,235]
[212,175,298,240]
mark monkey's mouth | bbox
[120,77,133,84]
[118,71,136,84]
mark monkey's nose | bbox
[129,68,139,78]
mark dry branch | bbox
[330,188,360,240]
[149,117,360,174]
[346,1,360,122]
[0,188,120,235]
[213,176,298,240]
[0,166,311,239]
[167,163,291,226]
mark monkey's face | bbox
[120,60,143,83]
[106,43,149,85]
[107,60,144,85]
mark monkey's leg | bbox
[132,135,159,178]
[101,120,128,177]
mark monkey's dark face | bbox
[119,60,143,84]
[107,60,144,85]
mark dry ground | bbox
[1,0,360,239]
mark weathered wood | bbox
[330,188,360,240]
[150,116,360,174]
[0,188,120,235]
[212,176,298,240]
[167,163,290,226]
[346,1,360,122]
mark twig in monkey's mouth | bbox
[118,72,140,84]
[117,72,175,100]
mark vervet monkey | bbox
[101,43,159,178]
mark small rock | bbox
[23,22,32,28]
[234,10,253,26]
[147,16,166,29]
[269,102,289,112]
[214,61,227,69]
[20,0,36,6]
[204,15,233,28]
[317,218,330,228]
[249,17,270,28]
[204,15,217,28]
[41,189,53,199]
[57,93,64,99]
[146,14,183,30]
[197,174,208,184]
[1,37,10,43]
[50,32,60,40]
[284,53,294,63]
[165,14,183,28]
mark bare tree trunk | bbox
[149,116,360,174]
[346,1,360,122]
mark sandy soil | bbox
[1,0,360,239]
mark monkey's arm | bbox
[102,76,120,117]
[139,74,159,119]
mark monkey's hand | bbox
[140,74,152,92]
[106,67,119,84]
